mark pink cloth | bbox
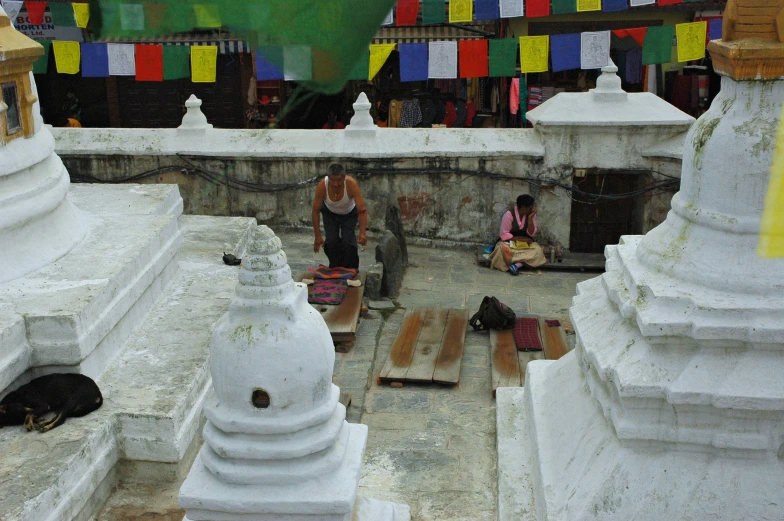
[499,207,538,241]
[510,78,520,115]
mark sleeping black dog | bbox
[0,374,103,433]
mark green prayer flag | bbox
[422,0,445,24]
[163,45,191,80]
[49,2,77,26]
[348,48,370,81]
[32,40,51,75]
[551,0,577,14]
[642,25,674,65]
[489,39,518,77]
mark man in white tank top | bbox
[311,164,368,269]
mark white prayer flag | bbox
[283,45,313,81]
[580,31,611,70]
[629,0,655,6]
[107,43,136,76]
[500,0,524,18]
[2,1,24,24]
[428,41,458,79]
[382,8,394,25]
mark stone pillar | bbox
[179,225,369,521]
[497,6,784,520]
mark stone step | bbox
[0,215,255,521]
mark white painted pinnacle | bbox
[178,94,213,130]
[345,92,377,133]
[591,58,627,102]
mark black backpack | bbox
[470,296,516,331]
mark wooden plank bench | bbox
[379,308,469,386]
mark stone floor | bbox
[94,232,599,521]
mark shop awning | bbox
[96,32,250,54]
[372,24,494,44]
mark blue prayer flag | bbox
[399,43,428,82]
[256,47,284,80]
[708,19,722,41]
[81,43,110,78]
[474,0,499,20]
[550,33,581,73]
[602,0,627,11]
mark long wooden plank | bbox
[540,318,569,361]
[404,308,450,383]
[491,329,521,396]
[518,350,544,386]
[322,271,367,336]
[433,309,469,385]
[379,309,425,382]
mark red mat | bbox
[513,317,542,351]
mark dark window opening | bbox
[2,83,22,135]
[251,389,271,409]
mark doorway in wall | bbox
[569,171,644,253]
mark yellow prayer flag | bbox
[191,46,218,83]
[52,41,81,75]
[576,0,601,11]
[676,22,707,63]
[758,103,784,258]
[449,0,473,23]
[193,4,221,28]
[369,44,396,80]
[72,3,90,28]
[519,36,549,74]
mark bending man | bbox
[312,164,367,269]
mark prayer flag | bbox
[629,0,654,4]
[52,41,80,74]
[499,0,523,18]
[193,4,221,28]
[657,0,681,5]
[396,0,418,26]
[580,31,610,69]
[676,22,707,62]
[144,4,166,31]
[602,0,627,11]
[489,38,518,77]
[347,48,370,81]
[191,45,218,83]
[527,0,550,17]
[449,0,473,23]
[369,43,396,80]
[612,27,647,47]
[551,0,577,14]
[283,45,312,81]
[519,36,548,73]
[163,45,191,80]
[459,39,488,78]
[422,0,445,24]
[708,19,722,41]
[81,43,110,77]
[550,33,580,72]
[24,1,46,25]
[642,25,673,65]
[135,44,164,81]
[381,8,393,25]
[72,3,90,28]
[120,3,144,31]
[758,103,784,258]
[256,46,284,80]
[49,1,75,26]
[32,39,50,74]
[107,43,136,76]
[2,1,24,24]
[474,0,499,20]
[428,41,458,79]
[577,0,601,12]
[400,43,428,82]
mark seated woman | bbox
[489,194,547,275]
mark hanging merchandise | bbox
[428,41,458,79]
[80,42,110,77]
[369,43,396,80]
[400,42,429,82]
[24,1,47,25]
[510,77,520,114]
[459,39,489,79]
[52,40,80,74]
[550,33,581,73]
[72,3,90,28]
[519,36,548,73]
[580,31,610,69]
[347,48,370,81]
[676,21,707,62]
[396,0,418,26]
[107,43,135,75]
[758,104,784,257]
[499,0,524,18]
[422,0,446,24]
[449,0,473,23]
[135,44,164,81]
[474,0,499,20]
[191,45,218,83]
[526,0,550,18]
[32,38,50,74]
[489,38,518,77]
[163,45,191,80]
[642,25,674,65]
[520,75,528,125]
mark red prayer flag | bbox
[25,1,47,25]
[135,44,164,82]
[526,0,550,18]
[657,0,682,5]
[612,27,648,47]
[396,0,418,26]
[459,39,489,79]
